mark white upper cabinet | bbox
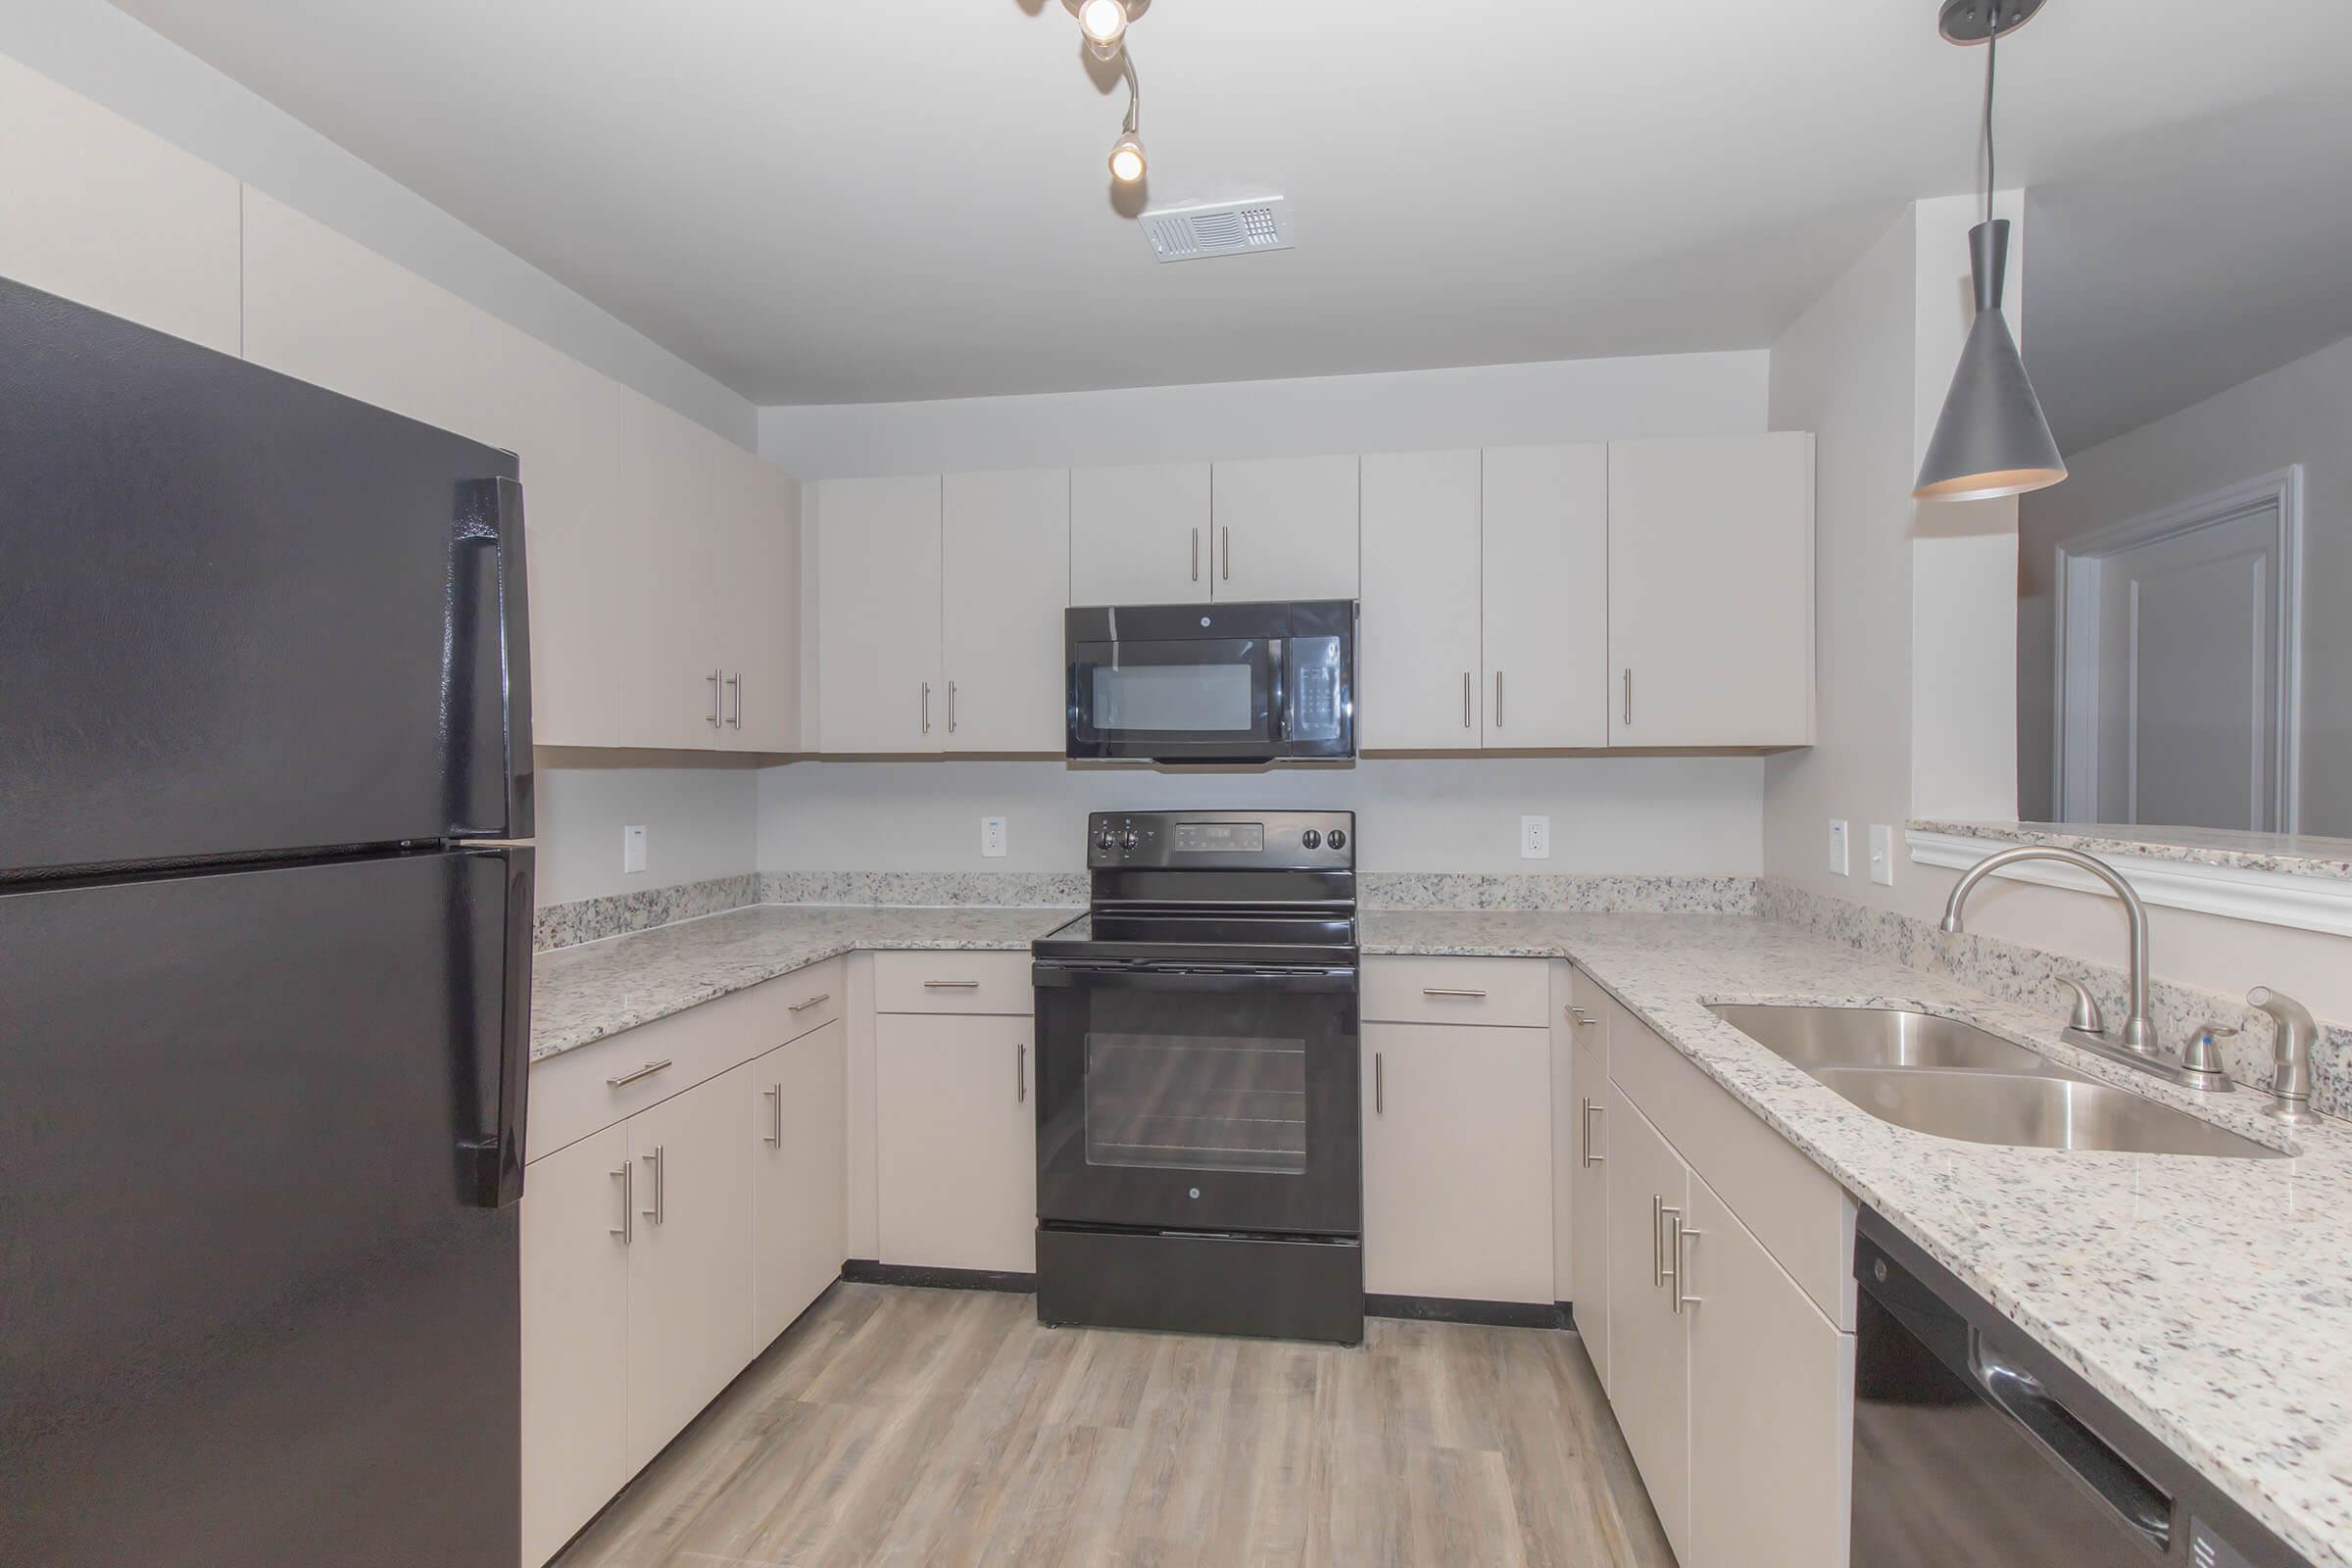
[942,469,1070,753]
[1211,455,1360,602]
[713,442,802,753]
[625,395,729,750]
[1608,432,1816,748]
[1069,462,1212,606]
[1484,444,1610,749]
[0,55,240,355]
[814,476,945,754]
[1359,450,1484,750]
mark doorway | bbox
[2054,467,2304,832]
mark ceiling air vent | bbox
[1141,198,1295,264]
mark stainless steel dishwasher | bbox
[1852,1208,2311,1567]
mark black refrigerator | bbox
[0,279,534,1567]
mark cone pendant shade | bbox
[1915,220,2067,501]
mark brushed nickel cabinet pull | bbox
[612,1163,633,1244]
[1623,668,1634,727]
[642,1147,666,1226]
[1462,670,1473,729]
[1568,1006,1597,1026]
[1016,1042,1028,1104]
[947,680,957,734]
[1579,1099,1604,1166]
[1192,527,1200,581]
[789,992,831,1013]
[921,682,931,735]
[1655,1202,1682,1289]
[1422,987,1488,1000]
[1494,670,1504,728]
[726,671,743,729]
[708,668,722,727]
[922,979,981,989]
[606,1058,673,1089]
[1375,1051,1385,1114]
[1674,1219,1702,1314]
[1221,525,1231,581]
[762,1085,783,1146]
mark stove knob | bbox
[1096,827,1116,852]
[1327,828,1347,851]
[1120,827,1141,851]
[1300,829,1321,850]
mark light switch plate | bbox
[1520,815,1551,860]
[1829,819,1850,877]
[1869,824,1895,887]
[622,824,648,875]
[981,816,1007,858]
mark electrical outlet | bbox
[1829,819,1850,877]
[1520,815,1551,860]
[622,824,648,875]
[1869,824,1895,887]
[981,816,1007,858]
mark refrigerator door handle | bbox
[457,846,533,1208]
[449,476,535,840]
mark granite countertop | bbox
[533,900,2352,1561]
[1366,907,2352,1567]
[1911,817,2352,881]
[529,904,1078,1061]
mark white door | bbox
[943,468,1070,753]
[1483,445,1610,748]
[1362,1023,1553,1302]
[1605,1085,1692,1561]
[2066,493,2295,831]
[1567,979,1612,1387]
[0,54,241,354]
[1211,455,1360,601]
[1070,462,1211,605]
[1684,1174,1854,1568]
[1608,432,1815,748]
[624,1064,755,1470]
[519,1125,631,1568]
[875,1014,1037,1274]
[1359,450,1484,750]
[753,1018,849,1347]
[814,475,945,753]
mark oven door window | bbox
[1070,637,1273,747]
[1085,1030,1306,1175]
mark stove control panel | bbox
[1086,809,1354,870]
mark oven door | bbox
[1033,962,1361,1236]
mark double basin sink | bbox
[1708,1004,2282,1159]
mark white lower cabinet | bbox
[1684,1175,1854,1568]
[1361,1021,1553,1303]
[1605,1085,1694,1561]
[875,1012,1037,1274]
[753,1018,850,1345]
[519,1125,632,1568]
[623,1064,756,1469]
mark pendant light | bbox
[1914,0,2067,503]
[1061,0,1153,186]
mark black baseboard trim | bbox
[1366,1294,1571,1331]
[840,1259,1038,1295]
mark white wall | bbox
[0,2,754,446]
[535,753,761,907]
[759,758,1765,876]
[2018,331,2352,832]
[758,351,1770,478]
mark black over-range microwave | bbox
[1065,599,1356,763]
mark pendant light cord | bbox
[1981,11,1999,224]
[1121,51,1141,138]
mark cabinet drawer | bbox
[872,951,1033,1015]
[1363,956,1549,1028]
[1605,995,1855,1328]
[769,956,846,1043]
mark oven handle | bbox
[1032,963,1358,996]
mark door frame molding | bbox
[2052,465,2304,832]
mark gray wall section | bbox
[2018,331,2352,832]
[1,1,756,449]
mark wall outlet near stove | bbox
[981,816,1007,858]
[622,824,648,875]
[1520,815,1551,860]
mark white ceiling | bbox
[114,0,2352,411]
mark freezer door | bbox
[0,847,531,1568]
[0,278,531,876]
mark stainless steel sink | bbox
[1708,1004,2284,1159]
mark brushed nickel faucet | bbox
[1939,845,2231,1093]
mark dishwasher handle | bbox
[1967,1334,2174,1553]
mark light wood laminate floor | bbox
[556,1283,1674,1568]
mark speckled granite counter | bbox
[529,904,1076,1061]
[533,901,2352,1561]
[1367,908,2352,1567]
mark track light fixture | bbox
[1060,0,1154,186]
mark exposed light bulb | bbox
[1108,131,1147,183]
[1077,0,1129,49]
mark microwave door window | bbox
[1092,662,1256,733]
